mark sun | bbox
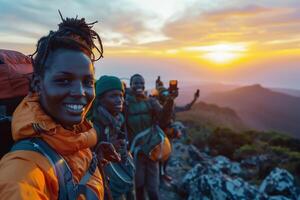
[203,52,238,64]
[185,43,247,64]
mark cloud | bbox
[160,4,300,51]
[0,0,165,48]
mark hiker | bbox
[0,50,33,158]
[126,74,177,200]
[155,76,200,182]
[0,13,106,200]
[156,76,200,118]
[88,75,135,200]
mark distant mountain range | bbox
[176,101,246,131]
[204,84,300,137]
[271,88,300,98]
[175,82,300,105]
[175,83,237,105]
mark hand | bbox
[156,76,160,83]
[111,139,126,151]
[95,142,121,163]
[169,88,178,99]
[156,76,163,88]
[194,89,200,99]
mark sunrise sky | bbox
[1,0,300,89]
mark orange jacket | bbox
[0,94,104,200]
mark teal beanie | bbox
[95,75,124,96]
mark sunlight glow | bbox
[203,52,239,63]
[185,43,248,64]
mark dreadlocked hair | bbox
[31,11,103,76]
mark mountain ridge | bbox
[204,84,300,137]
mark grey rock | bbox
[160,141,300,200]
[259,168,300,200]
[182,164,267,200]
[211,156,242,176]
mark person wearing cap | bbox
[89,76,135,200]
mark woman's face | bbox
[100,90,124,116]
[130,76,145,96]
[38,49,95,129]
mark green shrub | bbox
[207,127,252,159]
[268,146,291,157]
[269,135,300,152]
[234,144,261,160]
[287,151,300,162]
[188,126,211,149]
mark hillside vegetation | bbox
[176,101,300,183]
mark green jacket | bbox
[125,93,174,143]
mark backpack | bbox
[130,124,171,162]
[11,137,99,200]
[0,49,32,99]
[124,96,171,162]
[104,156,135,198]
[0,49,33,158]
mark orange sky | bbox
[1,0,300,89]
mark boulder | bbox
[259,168,300,199]
[182,164,267,200]
[211,155,242,176]
[161,141,300,200]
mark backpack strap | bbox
[11,138,98,200]
[76,153,99,199]
[79,153,97,185]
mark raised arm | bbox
[149,95,175,129]
[175,89,199,113]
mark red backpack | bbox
[0,49,32,99]
[0,49,33,158]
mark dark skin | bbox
[130,76,145,97]
[33,49,121,162]
[33,49,95,130]
[99,90,124,117]
[99,89,125,160]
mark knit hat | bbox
[95,75,124,96]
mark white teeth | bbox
[66,104,84,111]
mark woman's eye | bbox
[55,78,71,84]
[84,79,94,87]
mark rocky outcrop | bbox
[181,163,265,200]
[160,141,300,200]
[259,168,300,200]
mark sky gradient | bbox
[1,0,300,89]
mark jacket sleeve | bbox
[174,104,192,113]
[0,152,58,200]
[174,95,197,113]
[149,97,174,129]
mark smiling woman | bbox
[0,13,105,200]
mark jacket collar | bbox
[12,93,97,155]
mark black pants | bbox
[135,154,159,200]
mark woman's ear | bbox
[30,73,42,94]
